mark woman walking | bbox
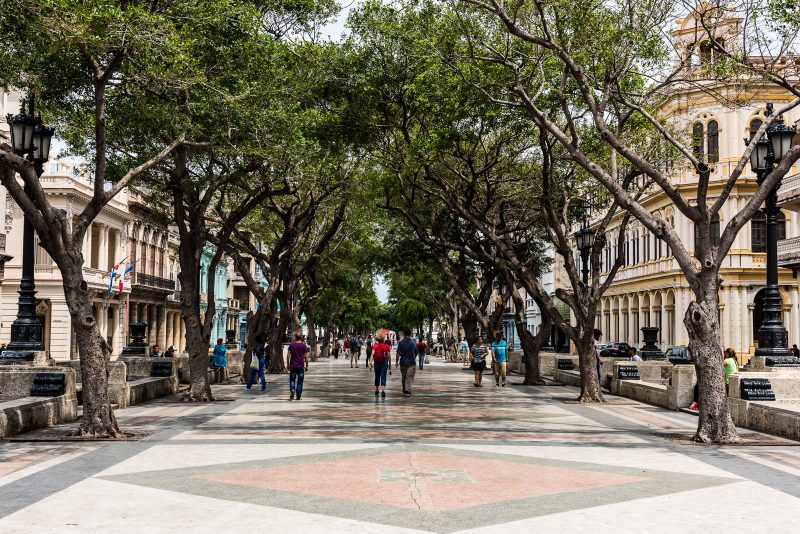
[370,332,392,397]
[471,336,488,387]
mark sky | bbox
[373,275,389,303]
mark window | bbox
[694,213,721,250]
[751,212,786,253]
[693,122,705,160]
[49,162,60,173]
[699,41,712,64]
[707,120,719,163]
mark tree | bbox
[456,0,800,441]
[0,0,231,436]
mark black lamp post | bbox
[574,219,596,285]
[3,92,53,359]
[745,103,799,366]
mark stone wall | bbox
[0,366,79,438]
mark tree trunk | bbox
[63,264,122,437]
[320,326,332,359]
[306,305,318,361]
[508,290,547,386]
[685,278,738,443]
[268,303,289,374]
[575,332,604,402]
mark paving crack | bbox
[405,446,422,510]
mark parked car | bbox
[665,346,693,365]
[599,342,631,357]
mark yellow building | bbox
[594,14,800,359]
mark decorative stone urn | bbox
[640,326,664,360]
[122,322,149,356]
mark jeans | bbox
[290,367,305,396]
[246,356,267,390]
[373,359,389,387]
[400,365,416,393]
[419,353,424,370]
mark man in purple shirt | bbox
[286,333,309,400]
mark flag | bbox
[123,262,136,275]
[107,256,128,293]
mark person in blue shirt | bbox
[395,330,418,397]
[491,332,509,387]
[211,338,227,383]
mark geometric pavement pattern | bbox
[100,443,735,533]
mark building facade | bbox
[590,15,800,359]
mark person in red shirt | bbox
[286,333,309,400]
[416,337,427,370]
[370,332,392,398]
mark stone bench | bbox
[175,354,243,385]
[65,360,129,408]
[127,377,177,405]
[0,367,78,438]
[619,380,669,408]
[552,368,582,387]
[727,370,800,439]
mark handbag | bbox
[250,356,260,370]
[424,356,430,364]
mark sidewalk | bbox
[1,356,799,533]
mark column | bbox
[158,305,167,348]
[179,317,186,353]
[112,304,120,354]
[174,312,181,348]
[98,224,109,272]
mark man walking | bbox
[245,334,268,392]
[348,332,360,368]
[365,334,374,369]
[491,332,509,387]
[396,330,418,397]
[287,333,309,400]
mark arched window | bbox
[707,120,719,163]
[700,42,712,63]
[752,211,786,253]
[750,119,763,140]
[693,122,705,160]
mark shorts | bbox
[471,361,486,372]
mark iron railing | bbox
[135,272,176,290]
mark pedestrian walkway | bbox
[1,357,800,533]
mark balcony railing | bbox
[778,173,800,208]
[134,272,176,290]
[778,236,800,267]
[228,298,240,310]
[0,233,5,252]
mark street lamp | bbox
[744,102,799,365]
[3,92,53,359]
[574,219,596,285]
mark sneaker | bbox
[403,392,411,397]
[689,402,698,410]
[375,390,379,396]
[501,383,506,387]
[244,386,252,391]
[381,391,386,398]
[296,395,302,400]
[290,391,295,401]
[495,382,500,387]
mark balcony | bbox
[778,172,800,211]
[133,272,176,291]
[778,236,800,271]
[0,233,5,252]
[228,298,240,310]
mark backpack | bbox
[372,343,389,364]
[349,336,359,349]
